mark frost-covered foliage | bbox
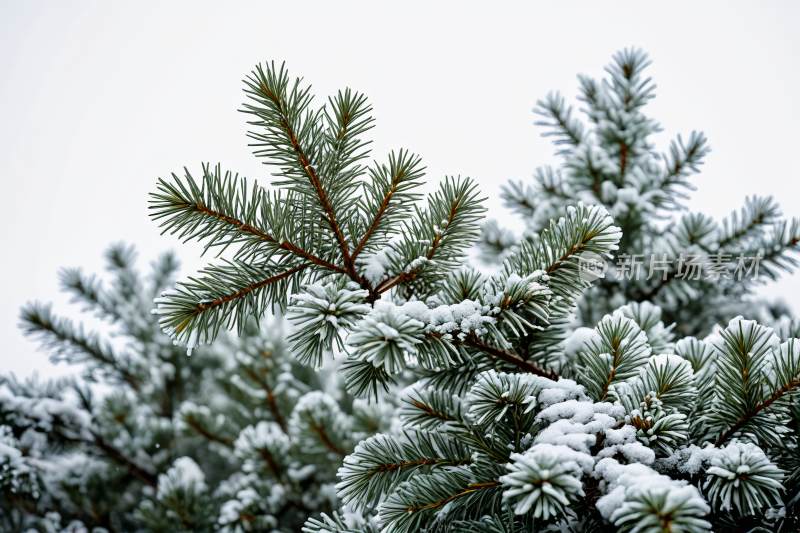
[483,48,800,338]
[74,52,799,532]
[2,245,393,532]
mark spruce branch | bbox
[352,149,425,260]
[336,431,473,511]
[379,176,486,298]
[182,413,234,447]
[710,320,798,448]
[401,388,466,431]
[655,131,710,207]
[534,91,585,151]
[91,433,158,488]
[713,338,800,448]
[718,195,781,250]
[458,335,557,380]
[150,165,343,271]
[19,303,142,390]
[580,314,650,402]
[288,391,350,457]
[377,465,503,533]
[341,357,393,400]
[152,260,311,351]
[243,368,287,431]
[303,512,379,533]
[59,267,118,320]
[243,63,358,276]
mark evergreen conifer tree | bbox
[146,51,800,532]
[2,245,391,532]
[4,49,800,533]
[481,49,800,337]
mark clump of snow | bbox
[289,282,371,332]
[594,457,707,522]
[356,249,394,284]
[466,372,591,427]
[533,400,624,455]
[501,443,591,516]
[0,384,94,441]
[361,298,496,344]
[157,456,206,499]
[564,327,600,361]
[234,421,291,474]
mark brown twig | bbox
[184,415,233,446]
[463,337,558,380]
[373,199,459,298]
[406,481,501,513]
[715,380,800,447]
[246,367,286,432]
[374,456,471,473]
[93,434,158,487]
[600,368,617,402]
[311,423,345,455]
[352,170,404,261]
[410,400,455,423]
[194,263,312,314]
[163,495,192,528]
[426,332,557,380]
[194,205,346,273]
[546,245,581,274]
[258,80,358,283]
[259,447,283,480]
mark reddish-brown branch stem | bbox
[464,337,558,380]
[122,372,142,392]
[375,270,417,297]
[259,447,283,480]
[426,201,458,262]
[246,368,287,432]
[194,205,344,273]
[546,245,581,274]
[352,175,403,261]
[410,400,455,423]
[715,380,800,447]
[373,200,459,298]
[280,241,347,273]
[195,263,311,313]
[195,205,271,240]
[407,481,500,513]
[184,415,233,446]
[163,496,193,527]
[311,423,345,454]
[258,81,371,290]
[600,369,617,402]
[374,457,470,473]
[427,332,557,380]
[258,81,355,278]
[93,434,158,487]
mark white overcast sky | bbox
[2,1,800,380]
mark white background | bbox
[2,1,799,381]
